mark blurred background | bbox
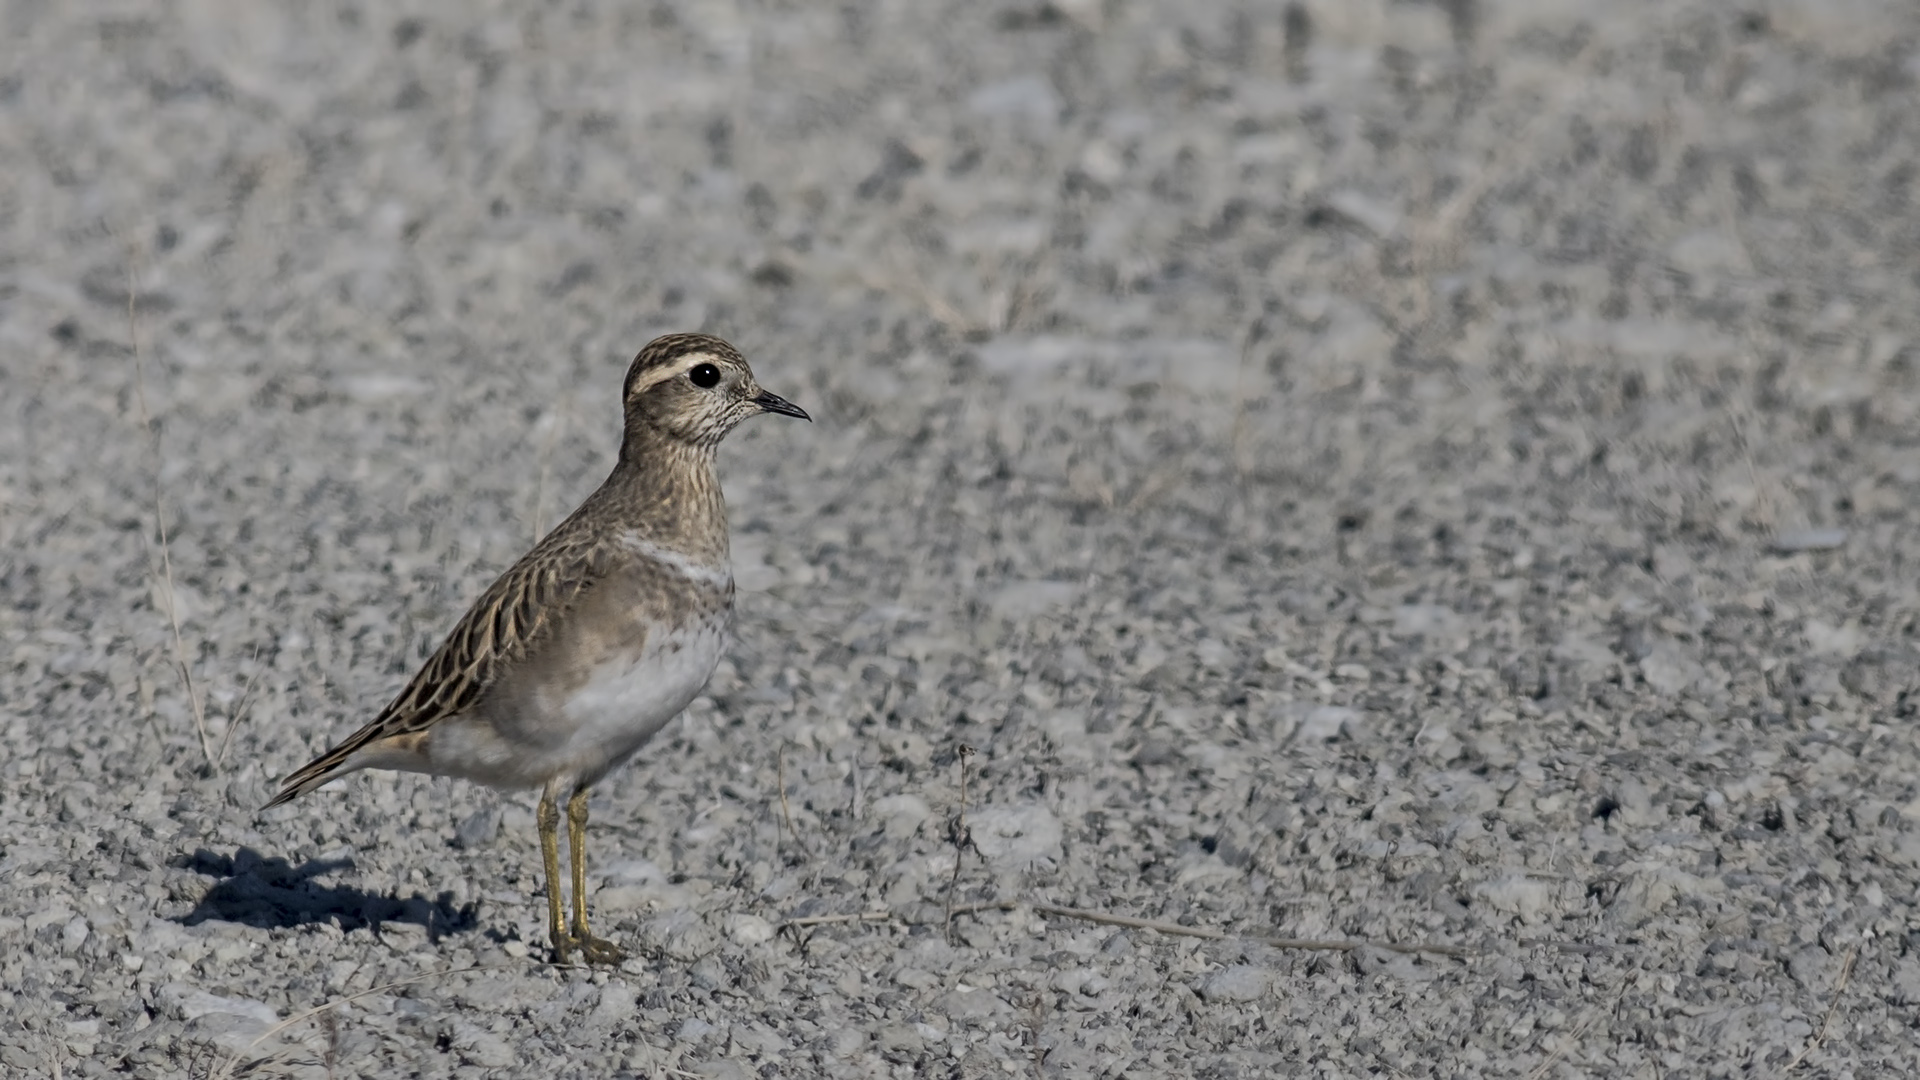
[4,0,1920,1076]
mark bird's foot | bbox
[549,925,625,966]
[569,933,626,966]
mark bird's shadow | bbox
[173,847,481,940]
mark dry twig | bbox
[943,744,978,943]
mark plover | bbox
[266,332,808,964]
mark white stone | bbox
[1198,966,1272,1003]
[967,802,1063,867]
[727,913,776,946]
[871,793,932,840]
[157,984,278,1025]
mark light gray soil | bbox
[5,1,1920,1076]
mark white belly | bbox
[428,613,729,790]
[558,615,729,768]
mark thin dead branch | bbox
[943,744,978,943]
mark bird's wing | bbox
[265,527,611,806]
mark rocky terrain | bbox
[4,0,1920,1076]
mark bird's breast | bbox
[556,610,730,751]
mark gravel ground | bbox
[5,1,1920,1076]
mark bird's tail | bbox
[261,749,356,809]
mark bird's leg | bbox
[538,786,572,964]
[567,786,626,965]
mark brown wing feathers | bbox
[265,535,604,807]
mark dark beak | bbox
[752,390,810,421]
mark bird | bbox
[264,332,809,965]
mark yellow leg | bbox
[566,787,626,965]
[537,787,571,964]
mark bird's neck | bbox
[601,432,729,564]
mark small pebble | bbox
[1771,527,1847,553]
[676,1017,717,1043]
[453,807,502,849]
[727,913,776,946]
[966,802,1064,866]
[1198,966,1272,1003]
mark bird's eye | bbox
[688,362,720,388]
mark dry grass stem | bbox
[530,395,568,542]
[1785,942,1860,1070]
[221,957,499,1076]
[779,911,893,930]
[942,744,978,943]
[945,899,1018,918]
[1123,467,1183,513]
[1227,316,1268,484]
[777,745,807,856]
[781,895,1471,960]
[125,239,213,768]
[215,644,267,767]
[1411,36,1597,271]
[1027,902,1473,958]
[1525,978,1631,1080]
[321,1009,339,1080]
[855,254,984,337]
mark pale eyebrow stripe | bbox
[619,533,733,589]
[627,353,718,396]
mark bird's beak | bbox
[752,389,811,421]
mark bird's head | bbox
[620,332,809,450]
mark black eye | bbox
[688,362,720,388]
